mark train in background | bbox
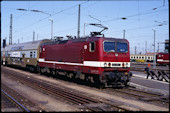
[156,52,169,66]
[130,53,169,66]
[130,39,169,66]
[130,54,155,63]
[1,28,132,88]
[156,39,169,66]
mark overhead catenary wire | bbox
[13,1,88,35]
[101,9,168,23]
[13,1,98,40]
[13,5,82,40]
[104,8,168,37]
[2,1,168,50]
[10,2,168,37]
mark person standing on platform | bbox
[145,63,151,79]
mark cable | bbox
[102,9,168,23]
[13,1,88,35]
[13,1,91,40]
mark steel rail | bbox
[2,66,131,111]
[1,89,30,112]
[106,87,169,104]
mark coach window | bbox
[30,52,32,58]
[33,51,36,58]
[89,42,95,52]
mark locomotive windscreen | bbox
[117,42,128,52]
[104,42,115,52]
[103,41,128,52]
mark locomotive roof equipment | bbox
[88,23,108,37]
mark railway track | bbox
[105,86,169,108]
[1,89,30,112]
[1,66,142,111]
[1,83,42,112]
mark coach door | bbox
[21,54,25,67]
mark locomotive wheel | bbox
[68,73,73,78]
[40,68,44,74]
[85,75,90,82]
[29,66,34,72]
[93,75,105,88]
[66,72,75,80]
[99,84,105,89]
[50,69,56,76]
[90,76,94,83]
[65,72,69,77]
[124,81,129,87]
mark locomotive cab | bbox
[84,37,132,87]
[100,38,132,86]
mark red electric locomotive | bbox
[156,39,169,66]
[38,34,132,87]
[156,53,169,66]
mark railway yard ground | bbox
[1,64,169,112]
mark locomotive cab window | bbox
[89,42,95,52]
[117,42,128,52]
[104,41,115,52]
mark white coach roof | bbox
[5,39,50,51]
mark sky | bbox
[1,0,169,54]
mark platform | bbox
[130,71,169,96]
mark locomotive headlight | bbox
[126,63,129,67]
[104,63,107,67]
